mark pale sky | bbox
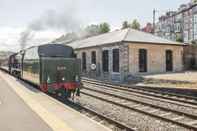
[0,0,190,52]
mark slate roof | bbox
[67,28,184,49]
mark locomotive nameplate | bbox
[57,66,66,71]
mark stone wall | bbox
[75,42,184,82]
[128,43,184,75]
[120,43,129,81]
[183,45,197,70]
[75,43,129,82]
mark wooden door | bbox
[139,49,147,72]
[166,50,173,72]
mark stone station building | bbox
[68,28,185,82]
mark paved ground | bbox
[0,70,111,131]
[134,71,197,89]
[0,74,52,131]
[143,71,197,83]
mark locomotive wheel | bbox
[76,88,80,96]
[56,89,66,101]
[67,90,71,98]
[57,92,62,97]
[64,89,71,99]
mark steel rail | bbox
[0,69,136,131]
[82,78,197,106]
[81,89,197,130]
[67,100,136,131]
[83,82,197,109]
[83,87,197,118]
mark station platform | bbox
[0,71,111,131]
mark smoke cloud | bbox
[29,9,80,32]
[19,2,82,50]
[19,29,34,50]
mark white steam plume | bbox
[19,1,82,50]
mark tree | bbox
[52,22,111,44]
[85,24,100,37]
[131,19,140,30]
[84,22,110,38]
[122,21,130,29]
[193,0,197,3]
[176,35,183,43]
[191,40,197,45]
[99,22,110,33]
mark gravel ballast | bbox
[83,83,197,116]
[76,93,191,131]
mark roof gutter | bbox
[123,40,187,46]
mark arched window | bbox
[113,49,120,72]
[102,50,109,72]
[82,52,86,71]
[91,51,96,64]
[139,49,147,72]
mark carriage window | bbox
[82,52,86,71]
[113,49,119,72]
[139,49,147,72]
[91,51,96,64]
[102,50,109,72]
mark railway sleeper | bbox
[82,91,197,130]
[82,79,197,104]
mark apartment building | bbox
[155,1,197,44]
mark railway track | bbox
[3,68,197,130]
[0,70,136,131]
[84,82,197,111]
[81,77,197,130]
[82,77,197,106]
[66,100,136,131]
[51,91,137,131]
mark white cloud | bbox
[0,27,22,51]
[0,0,190,52]
[0,27,63,52]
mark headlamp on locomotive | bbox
[7,44,82,99]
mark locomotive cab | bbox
[40,57,81,98]
[21,44,81,100]
[38,44,81,99]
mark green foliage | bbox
[53,22,111,43]
[192,0,197,3]
[121,19,141,30]
[191,40,197,45]
[131,19,140,30]
[176,36,183,43]
[85,24,100,37]
[99,22,110,33]
[85,22,110,37]
[122,21,131,29]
